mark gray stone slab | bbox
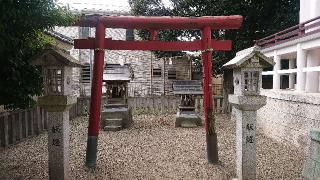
[314,161,320,179]
[101,107,133,129]
[310,130,320,143]
[175,112,202,128]
[309,140,320,162]
[180,120,197,128]
[103,125,122,131]
[103,107,128,113]
[47,111,70,180]
[303,157,315,179]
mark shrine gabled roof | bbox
[223,46,275,69]
[31,44,83,67]
[44,30,74,45]
[172,80,203,95]
[103,64,132,82]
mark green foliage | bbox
[129,0,299,74]
[0,0,77,110]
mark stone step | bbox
[180,120,197,128]
[103,125,122,131]
[105,118,122,126]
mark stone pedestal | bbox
[175,111,202,128]
[303,130,320,179]
[101,105,133,131]
[229,95,266,180]
[38,96,76,180]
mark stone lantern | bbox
[223,47,274,180]
[31,44,82,180]
[172,80,203,128]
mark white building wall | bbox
[300,0,320,23]
[256,0,320,154]
[305,49,320,92]
[261,34,320,92]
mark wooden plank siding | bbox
[0,95,229,148]
[0,98,85,148]
[128,56,192,97]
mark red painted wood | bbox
[87,21,105,137]
[201,26,213,134]
[76,15,243,30]
[256,15,320,48]
[74,39,232,51]
[74,15,243,166]
[150,30,158,40]
[74,38,95,49]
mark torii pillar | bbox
[74,15,243,167]
[201,26,218,163]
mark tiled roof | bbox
[172,80,203,95]
[31,44,83,67]
[103,64,132,81]
[44,30,74,45]
[223,46,274,69]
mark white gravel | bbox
[0,114,304,179]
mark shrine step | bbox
[180,120,197,128]
[105,118,123,126]
[103,125,123,131]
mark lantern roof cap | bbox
[31,44,83,67]
[223,46,275,69]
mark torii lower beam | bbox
[74,15,243,168]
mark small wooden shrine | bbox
[172,80,203,127]
[101,64,133,131]
[103,64,132,106]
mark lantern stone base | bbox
[303,130,320,179]
[47,111,70,180]
[229,94,266,180]
[175,111,202,128]
[38,95,76,180]
[101,106,133,131]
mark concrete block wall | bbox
[303,130,320,179]
[257,89,320,153]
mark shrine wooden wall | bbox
[53,26,193,97]
[127,56,192,97]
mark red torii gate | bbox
[74,15,243,167]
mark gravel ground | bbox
[0,114,304,179]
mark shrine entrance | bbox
[74,15,243,167]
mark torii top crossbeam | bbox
[74,15,243,167]
[76,15,242,30]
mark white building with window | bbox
[255,0,320,153]
[258,0,320,92]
